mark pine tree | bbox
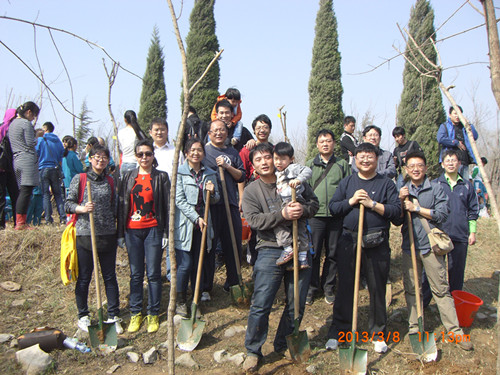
[75,99,92,156]
[306,0,343,160]
[138,26,167,133]
[185,0,220,122]
[397,0,445,175]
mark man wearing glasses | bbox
[149,118,183,177]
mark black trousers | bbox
[328,230,390,340]
[0,171,19,226]
[308,217,342,296]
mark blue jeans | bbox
[245,248,311,357]
[120,162,137,178]
[125,226,163,315]
[40,167,65,223]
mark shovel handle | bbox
[87,181,103,311]
[406,199,423,318]
[219,166,243,284]
[193,190,211,305]
[291,188,300,322]
[352,204,364,334]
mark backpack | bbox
[0,132,14,172]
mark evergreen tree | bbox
[138,26,167,133]
[306,0,343,160]
[185,0,220,122]
[75,99,92,156]
[397,0,445,175]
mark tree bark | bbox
[480,0,500,109]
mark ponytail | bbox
[124,110,147,141]
[17,101,40,119]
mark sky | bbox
[1,0,498,154]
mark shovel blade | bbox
[88,322,117,351]
[230,282,253,308]
[409,332,438,362]
[177,317,206,352]
[339,342,368,374]
[285,329,310,363]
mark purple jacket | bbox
[0,108,16,141]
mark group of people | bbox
[0,96,482,371]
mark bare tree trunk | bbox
[480,0,500,109]
[103,60,121,164]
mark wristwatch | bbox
[371,201,377,209]
[415,206,421,213]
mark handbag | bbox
[412,198,454,256]
[362,229,386,248]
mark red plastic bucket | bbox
[451,290,483,327]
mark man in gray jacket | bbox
[397,151,472,351]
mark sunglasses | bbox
[136,151,154,158]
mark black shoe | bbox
[176,303,188,318]
[306,292,314,305]
[223,284,230,293]
[325,293,335,305]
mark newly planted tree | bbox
[75,99,92,155]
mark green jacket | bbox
[306,155,350,217]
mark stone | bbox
[10,339,18,348]
[127,352,140,363]
[306,365,317,373]
[143,346,157,364]
[11,299,26,307]
[175,353,199,368]
[115,345,134,355]
[228,352,245,366]
[224,325,245,337]
[173,315,182,326]
[214,349,229,363]
[475,312,488,320]
[0,333,13,343]
[0,281,21,292]
[16,344,53,375]
[106,364,121,374]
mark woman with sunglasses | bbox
[118,139,170,333]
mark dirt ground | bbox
[0,217,498,374]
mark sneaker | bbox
[105,316,124,334]
[242,354,259,372]
[457,339,473,351]
[373,340,388,353]
[77,316,91,333]
[305,292,314,306]
[201,292,211,302]
[276,251,293,266]
[147,315,159,333]
[325,293,335,305]
[286,258,310,271]
[325,338,339,350]
[127,313,143,333]
[176,303,189,318]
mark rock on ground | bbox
[214,349,229,363]
[115,346,134,355]
[175,353,199,368]
[0,281,22,291]
[106,364,120,374]
[0,333,13,343]
[224,325,246,338]
[306,365,317,373]
[228,352,245,366]
[127,352,140,363]
[15,344,53,375]
[143,347,157,364]
[11,299,27,307]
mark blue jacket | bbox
[36,133,64,169]
[435,174,479,243]
[437,118,478,163]
[62,150,84,188]
[174,161,220,252]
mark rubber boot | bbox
[14,214,32,230]
[176,292,188,318]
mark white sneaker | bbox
[78,316,91,333]
[373,340,388,353]
[201,292,211,302]
[325,338,339,350]
[105,316,124,334]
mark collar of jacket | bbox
[312,154,336,166]
[405,175,432,196]
[87,169,109,182]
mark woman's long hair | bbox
[124,110,147,141]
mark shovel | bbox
[339,204,367,374]
[177,190,211,351]
[285,188,310,362]
[218,166,253,307]
[86,181,117,351]
[406,205,438,362]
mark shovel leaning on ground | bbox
[177,190,211,351]
[285,188,311,362]
[339,204,367,374]
[218,166,253,307]
[86,181,117,352]
[406,204,438,362]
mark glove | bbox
[162,236,168,249]
[117,238,125,249]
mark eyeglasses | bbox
[254,125,270,132]
[356,155,376,161]
[92,155,109,161]
[406,163,426,170]
[136,152,154,158]
[210,129,227,134]
[188,148,204,154]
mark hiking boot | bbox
[325,338,339,350]
[147,315,159,333]
[127,313,143,333]
[373,340,388,353]
[325,293,335,305]
[77,316,91,333]
[105,316,123,334]
[276,250,293,266]
[176,292,189,318]
[242,354,259,372]
[457,339,473,351]
[201,292,211,302]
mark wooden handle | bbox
[87,181,103,310]
[406,199,423,318]
[291,188,300,321]
[352,204,365,333]
[193,190,211,305]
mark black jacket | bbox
[117,167,171,238]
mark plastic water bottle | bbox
[63,337,91,353]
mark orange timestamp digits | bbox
[418,331,471,343]
[338,331,400,343]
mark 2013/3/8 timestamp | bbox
[418,331,471,343]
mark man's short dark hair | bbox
[43,121,55,133]
[362,125,382,137]
[442,149,460,161]
[249,143,274,164]
[225,88,241,101]
[273,142,294,158]
[215,99,233,113]
[149,117,168,131]
[315,129,335,143]
[449,105,463,114]
[251,114,272,131]
[188,106,197,115]
[344,116,356,125]
[406,151,427,165]
[480,157,488,165]
[392,126,406,137]
[354,142,378,156]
